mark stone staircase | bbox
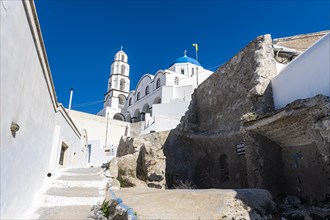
[30,167,107,219]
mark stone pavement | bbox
[29,167,107,220]
[113,187,277,219]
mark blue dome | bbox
[169,55,202,67]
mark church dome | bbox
[169,55,201,67]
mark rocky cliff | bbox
[113,131,170,189]
[164,34,281,192]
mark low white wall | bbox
[141,117,181,134]
[272,33,330,109]
[69,110,129,166]
[153,101,190,118]
[140,101,190,134]
[0,1,87,218]
[129,121,144,137]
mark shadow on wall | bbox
[231,189,278,219]
[163,129,249,190]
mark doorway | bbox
[59,142,69,166]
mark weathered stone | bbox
[166,34,278,191]
[273,30,329,52]
[243,95,330,201]
[164,32,330,202]
[283,196,301,205]
[116,131,169,189]
[114,188,278,219]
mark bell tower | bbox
[104,47,130,110]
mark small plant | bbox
[101,200,110,217]
[174,180,197,189]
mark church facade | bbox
[98,49,213,133]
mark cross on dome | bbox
[120,46,123,51]
[184,50,187,57]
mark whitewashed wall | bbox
[0,1,86,218]
[69,110,129,166]
[152,101,190,118]
[272,33,330,109]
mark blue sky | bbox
[34,0,330,114]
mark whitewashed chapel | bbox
[98,48,213,133]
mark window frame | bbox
[156,78,161,89]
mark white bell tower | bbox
[103,47,130,115]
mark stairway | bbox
[31,167,107,219]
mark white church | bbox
[98,48,213,133]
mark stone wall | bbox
[243,95,330,201]
[165,35,280,192]
[115,131,170,189]
[273,30,329,52]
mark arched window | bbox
[120,79,126,91]
[121,55,125,62]
[174,77,179,85]
[118,95,125,105]
[156,78,161,89]
[181,68,184,74]
[191,68,194,75]
[121,65,125,75]
[145,86,149,95]
[129,98,132,106]
[137,92,140,101]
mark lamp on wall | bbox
[10,122,19,137]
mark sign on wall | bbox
[236,143,245,155]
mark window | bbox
[174,77,179,85]
[118,95,125,105]
[137,92,140,100]
[119,79,125,91]
[145,86,149,95]
[121,55,125,62]
[129,98,132,106]
[59,143,68,166]
[191,68,194,75]
[181,68,184,74]
[121,65,125,75]
[156,78,161,89]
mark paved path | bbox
[30,167,107,220]
[113,187,276,219]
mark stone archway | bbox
[126,113,132,122]
[113,113,125,121]
[133,109,141,122]
[153,97,161,104]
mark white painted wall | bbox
[69,110,129,166]
[153,101,190,118]
[0,1,87,218]
[272,33,330,109]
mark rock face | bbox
[165,34,279,191]
[163,33,330,202]
[243,95,330,202]
[114,131,169,189]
